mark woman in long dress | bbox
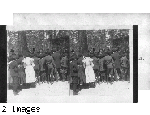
[82,56,96,88]
[22,56,36,88]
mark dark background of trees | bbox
[7,29,129,57]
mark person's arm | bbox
[31,59,35,67]
[126,58,129,68]
[60,58,63,64]
[52,57,56,68]
[111,57,115,67]
[70,63,73,75]
[23,62,26,69]
[112,57,114,63]
[120,57,123,66]
[83,62,86,68]
[91,61,94,68]
[22,59,26,68]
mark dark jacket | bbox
[104,55,114,68]
[111,52,121,68]
[33,57,40,70]
[61,56,68,68]
[9,60,18,76]
[44,55,56,69]
[70,60,78,77]
[39,57,46,72]
[8,53,17,62]
[17,57,25,73]
[77,57,84,72]
[92,56,99,70]
[52,51,61,68]
[77,57,86,83]
[70,60,79,83]
[99,57,105,71]
[9,60,19,84]
[120,56,129,68]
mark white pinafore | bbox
[82,57,95,83]
[22,57,36,83]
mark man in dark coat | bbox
[9,60,20,95]
[70,50,77,61]
[16,54,26,85]
[99,54,106,83]
[70,56,79,95]
[38,50,45,59]
[77,53,86,88]
[111,48,121,81]
[39,57,46,83]
[32,54,40,83]
[60,53,68,81]
[103,51,114,84]
[8,49,17,62]
[120,53,129,81]
[52,49,61,80]
[91,53,99,83]
[44,52,56,83]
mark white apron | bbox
[82,57,95,83]
[23,57,36,83]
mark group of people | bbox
[8,47,129,96]
[69,48,130,95]
[7,48,69,95]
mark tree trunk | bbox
[78,30,88,55]
[47,30,53,50]
[18,31,30,56]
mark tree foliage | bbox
[7,29,129,56]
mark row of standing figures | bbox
[69,51,130,95]
[8,50,129,95]
[7,51,69,95]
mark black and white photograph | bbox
[7,30,70,102]
[7,26,133,103]
[69,29,132,98]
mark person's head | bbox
[32,48,35,53]
[10,49,14,53]
[106,51,111,56]
[29,53,33,58]
[39,50,43,53]
[46,49,49,52]
[116,48,119,52]
[73,53,78,59]
[71,49,74,53]
[26,52,31,57]
[18,54,23,58]
[83,52,88,57]
[99,54,104,59]
[64,53,68,57]
[78,53,83,58]
[48,51,51,55]
[95,53,99,58]
[70,55,77,61]
[91,53,95,58]
[56,47,60,51]
[123,52,127,57]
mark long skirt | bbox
[25,65,36,83]
[85,66,95,83]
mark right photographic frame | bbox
[68,27,134,103]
